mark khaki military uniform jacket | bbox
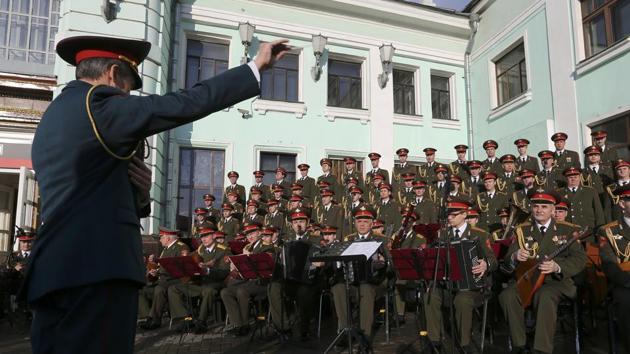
[296,176,317,200]
[218,217,241,241]
[581,165,614,196]
[449,160,470,180]
[158,240,190,281]
[376,199,403,234]
[436,225,498,274]
[504,220,586,296]
[419,162,440,184]
[314,203,344,240]
[366,168,390,186]
[476,191,509,232]
[599,145,619,167]
[482,158,502,176]
[559,186,605,230]
[224,184,246,204]
[605,182,629,222]
[392,163,416,191]
[497,172,518,197]
[553,150,581,171]
[598,219,630,288]
[537,168,566,190]
[412,197,438,224]
[515,155,540,173]
[195,243,231,282]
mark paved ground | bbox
[0,300,619,353]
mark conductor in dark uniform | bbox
[25,35,288,354]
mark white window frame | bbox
[487,34,533,120]
[429,69,457,121]
[324,53,370,123]
[392,63,423,126]
[178,31,232,92]
[253,145,305,184]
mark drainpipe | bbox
[465,13,480,160]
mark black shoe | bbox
[237,325,251,336]
[140,318,160,330]
[193,320,208,334]
[176,319,194,333]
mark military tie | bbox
[571,187,577,194]
[455,228,460,239]
[592,167,597,174]
[488,193,494,199]
[473,177,478,184]
[539,226,546,236]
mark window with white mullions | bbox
[185,39,229,89]
[177,148,225,231]
[581,0,630,58]
[431,75,452,120]
[327,59,362,109]
[0,0,59,65]
[495,43,527,106]
[393,69,416,115]
[260,152,297,185]
[260,53,299,102]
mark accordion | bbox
[451,239,489,291]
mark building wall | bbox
[468,0,556,159]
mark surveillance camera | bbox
[238,108,252,119]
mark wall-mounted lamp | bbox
[239,22,256,65]
[102,0,119,23]
[310,34,327,81]
[238,108,252,119]
[377,44,395,88]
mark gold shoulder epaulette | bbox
[177,241,185,246]
[216,244,227,250]
[556,220,580,228]
[262,241,271,245]
[471,226,488,234]
[497,191,508,196]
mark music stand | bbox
[157,256,204,333]
[228,253,274,280]
[228,239,248,255]
[311,241,382,354]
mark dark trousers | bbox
[30,280,139,354]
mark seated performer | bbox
[140,228,190,330]
[499,189,586,354]
[220,223,275,336]
[330,205,388,341]
[268,208,322,340]
[424,196,497,351]
[598,184,630,353]
[167,226,230,334]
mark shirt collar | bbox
[535,219,552,230]
[454,223,467,236]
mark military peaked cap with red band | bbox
[261,227,276,235]
[272,185,284,193]
[344,157,357,164]
[222,203,234,211]
[289,195,304,202]
[291,183,303,190]
[423,147,437,155]
[396,148,409,156]
[466,208,480,218]
[413,180,427,188]
[401,172,416,181]
[266,199,279,206]
[17,231,36,241]
[350,186,363,194]
[468,160,482,169]
[446,197,471,212]
[298,163,310,170]
[590,130,607,139]
[354,205,375,219]
[551,132,568,141]
[555,200,569,211]
[482,140,498,149]
[368,152,381,160]
[514,138,530,147]
[497,207,510,217]
[519,169,536,178]
[243,223,262,234]
[346,176,359,184]
[372,174,385,181]
[321,225,338,234]
[527,188,559,204]
[320,189,335,197]
[583,145,602,155]
[203,193,215,201]
[320,158,332,166]
[250,186,262,194]
[227,171,239,178]
[275,167,287,175]
[317,180,331,188]
[538,150,554,160]
[194,207,208,215]
[614,184,630,199]
[450,175,462,183]
[198,226,216,237]
[290,208,310,221]
[159,227,179,237]
[213,231,226,239]
[372,219,385,228]
[563,167,581,176]
[454,144,468,152]
[56,36,151,90]
[614,159,630,169]
[253,170,264,177]
[226,191,239,197]
[246,200,258,207]
[378,182,392,191]
[434,165,448,173]
[483,172,498,181]
[500,154,516,163]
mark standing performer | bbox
[25,35,288,353]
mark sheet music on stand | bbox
[341,241,382,259]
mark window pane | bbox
[439,92,451,119]
[272,69,286,101]
[187,39,202,57]
[393,69,413,85]
[260,153,277,170]
[327,75,339,106]
[193,150,212,186]
[586,15,608,55]
[32,0,50,16]
[185,56,199,89]
[496,43,525,75]
[287,70,298,102]
[12,0,29,14]
[613,0,630,41]
[339,78,350,107]
[275,53,298,69]
[29,17,48,51]
[350,79,361,109]
[0,13,8,46]
[404,87,415,115]
[431,75,449,91]
[279,155,295,171]
[216,61,228,75]
[51,13,59,26]
[9,15,28,49]
[0,0,8,11]
[179,149,192,185]
[178,187,191,217]
[211,151,224,190]
[202,42,228,61]
[329,60,361,78]
[8,49,25,60]
[29,51,44,63]
[51,0,60,12]
[394,86,403,114]
[261,70,273,99]
[199,58,215,81]
[520,61,528,92]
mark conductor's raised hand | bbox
[254,39,290,71]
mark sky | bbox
[432,0,471,11]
